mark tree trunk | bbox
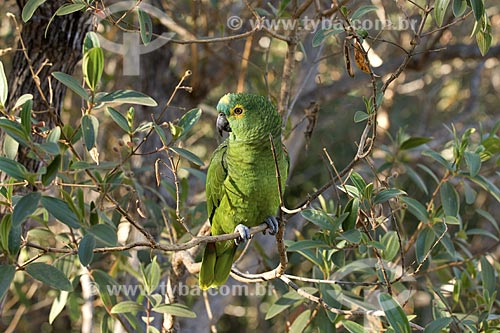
[6,0,90,172]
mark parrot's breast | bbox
[219,139,287,233]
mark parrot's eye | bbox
[233,107,243,115]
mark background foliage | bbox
[0,0,499,332]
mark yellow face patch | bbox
[230,104,245,119]
[219,94,231,106]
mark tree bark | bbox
[6,0,90,172]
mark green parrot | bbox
[199,93,289,290]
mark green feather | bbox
[199,93,289,289]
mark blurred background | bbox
[0,0,499,332]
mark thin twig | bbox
[269,134,287,276]
[23,223,270,255]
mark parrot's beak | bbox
[216,113,231,136]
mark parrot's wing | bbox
[206,140,228,223]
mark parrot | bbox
[199,93,289,290]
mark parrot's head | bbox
[216,93,282,141]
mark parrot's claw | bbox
[234,224,251,245]
[264,216,279,235]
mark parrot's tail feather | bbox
[199,241,237,290]
[199,242,217,290]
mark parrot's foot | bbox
[234,224,251,245]
[263,216,278,235]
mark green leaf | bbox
[169,147,204,166]
[470,0,484,21]
[26,262,73,291]
[312,28,326,47]
[400,137,432,150]
[379,293,411,333]
[82,114,99,150]
[344,320,367,333]
[401,196,429,222]
[416,227,435,264]
[289,309,311,333]
[476,208,500,233]
[476,29,492,56]
[452,0,467,16]
[126,107,135,130]
[406,166,428,195]
[0,156,29,181]
[52,72,89,101]
[422,150,452,170]
[88,224,117,246]
[154,124,169,147]
[36,142,60,155]
[169,123,183,139]
[0,61,7,107]
[350,172,366,194]
[137,8,153,45]
[286,240,329,252]
[480,256,495,295]
[381,231,400,261]
[107,107,131,133]
[110,301,144,314]
[49,291,69,324]
[417,163,440,185]
[444,216,461,225]
[0,118,30,146]
[301,209,335,231]
[343,198,359,230]
[3,135,19,160]
[266,290,302,319]
[0,215,12,254]
[466,229,499,241]
[463,180,476,204]
[434,0,451,26]
[319,284,340,322]
[12,192,41,227]
[47,126,61,143]
[340,6,349,17]
[42,155,61,186]
[78,234,96,266]
[277,0,291,16]
[440,181,459,217]
[424,317,453,333]
[95,90,157,106]
[351,5,378,20]
[177,108,202,140]
[373,189,406,205]
[296,248,325,268]
[340,184,361,199]
[143,256,161,294]
[354,111,369,123]
[341,229,362,244]
[83,32,100,54]
[0,264,15,300]
[153,304,197,318]
[467,174,500,203]
[41,196,81,229]
[312,26,344,47]
[22,0,46,22]
[8,224,21,255]
[21,99,33,136]
[56,3,85,16]
[92,270,118,308]
[82,47,104,91]
[482,136,500,157]
[13,94,34,109]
